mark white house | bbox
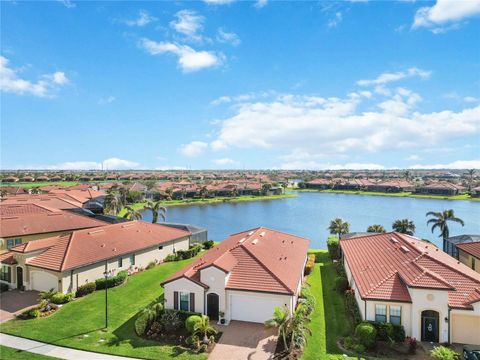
[341,232,480,345]
[161,227,309,324]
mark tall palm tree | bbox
[466,169,476,191]
[367,224,386,233]
[144,200,166,223]
[426,209,465,250]
[199,186,209,199]
[328,218,350,238]
[265,306,290,351]
[104,192,120,215]
[403,170,411,181]
[122,205,142,220]
[261,183,272,196]
[392,219,416,235]
[118,187,128,207]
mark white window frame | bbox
[389,305,401,325]
[375,304,387,323]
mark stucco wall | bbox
[364,300,413,336]
[343,257,366,320]
[200,266,227,315]
[163,277,205,313]
[458,249,480,273]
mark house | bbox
[304,178,332,190]
[48,189,106,212]
[472,186,480,198]
[161,227,309,324]
[0,194,84,210]
[0,221,190,293]
[341,232,480,345]
[161,222,208,244]
[416,181,467,196]
[456,241,480,273]
[367,180,415,193]
[443,234,480,259]
[0,204,107,253]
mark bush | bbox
[146,261,156,270]
[28,309,40,318]
[135,313,149,336]
[186,334,200,349]
[431,346,456,360]
[185,315,203,333]
[0,283,9,292]
[327,236,341,260]
[335,276,349,293]
[366,321,405,343]
[75,282,96,297]
[203,240,214,250]
[344,289,362,326]
[51,292,74,304]
[343,336,354,350]
[406,337,417,355]
[304,254,315,275]
[159,310,182,332]
[392,324,406,342]
[95,270,128,290]
[334,261,347,277]
[355,322,377,349]
[163,254,176,262]
[352,344,366,354]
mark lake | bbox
[140,192,480,249]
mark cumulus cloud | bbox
[155,165,187,170]
[57,0,76,8]
[179,141,209,157]
[18,158,140,170]
[413,0,480,33]
[216,28,241,46]
[212,158,237,165]
[357,67,431,87]
[0,56,69,97]
[409,160,480,169]
[170,10,204,41]
[254,0,268,8]
[279,161,386,170]
[327,12,343,28]
[203,0,235,5]
[126,10,157,27]
[140,38,223,72]
[406,154,421,161]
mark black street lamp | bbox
[103,269,112,329]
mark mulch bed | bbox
[144,328,222,354]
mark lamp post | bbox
[103,269,112,329]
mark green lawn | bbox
[0,345,58,359]
[0,181,79,188]
[303,251,357,360]
[0,258,206,360]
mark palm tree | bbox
[426,209,465,250]
[199,186,209,199]
[289,307,312,351]
[265,306,290,351]
[261,183,272,196]
[193,315,217,344]
[367,224,386,233]
[392,219,416,235]
[118,187,128,206]
[30,187,41,195]
[403,170,411,181]
[466,169,476,191]
[144,200,166,223]
[104,192,120,215]
[122,205,142,220]
[328,218,350,238]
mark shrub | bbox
[335,276,349,293]
[355,322,377,349]
[203,240,214,249]
[0,283,9,292]
[392,324,406,342]
[159,309,182,332]
[304,254,316,275]
[406,337,417,355]
[75,282,96,297]
[343,336,354,350]
[327,236,341,260]
[352,344,366,354]
[186,334,200,350]
[28,309,40,318]
[367,321,393,341]
[344,289,362,326]
[135,313,149,336]
[163,254,176,262]
[146,261,156,270]
[51,292,74,304]
[185,315,203,333]
[334,261,346,276]
[95,270,128,290]
[431,346,456,360]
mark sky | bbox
[1,0,480,171]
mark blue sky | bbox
[1,0,479,170]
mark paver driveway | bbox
[0,290,39,323]
[210,321,277,360]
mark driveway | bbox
[0,290,39,323]
[210,321,278,360]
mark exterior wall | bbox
[450,303,480,345]
[458,249,480,273]
[1,231,68,253]
[364,300,413,337]
[343,257,366,320]
[200,266,227,315]
[163,277,205,313]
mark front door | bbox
[16,267,23,290]
[207,293,219,321]
[421,310,439,342]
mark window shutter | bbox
[174,291,179,310]
[190,292,195,312]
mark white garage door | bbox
[230,292,287,323]
[30,271,58,292]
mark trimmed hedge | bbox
[203,240,215,250]
[95,270,128,290]
[345,289,362,326]
[75,282,96,297]
[0,283,9,293]
[304,254,315,275]
[366,321,405,343]
[335,276,349,293]
[327,236,341,260]
[51,292,74,304]
[355,322,377,349]
[185,315,203,333]
[175,244,202,261]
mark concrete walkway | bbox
[0,333,137,360]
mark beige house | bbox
[341,232,480,346]
[456,242,480,273]
[162,227,309,324]
[0,221,190,293]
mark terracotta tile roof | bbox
[49,189,105,203]
[1,194,83,210]
[0,211,107,238]
[341,232,480,309]
[11,236,62,253]
[0,203,53,216]
[456,242,480,259]
[26,221,190,271]
[162,227,310,295]
[0,251,17,265]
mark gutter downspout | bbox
[447,307,451,344]
[364,300,367,321]
[70,270,74,293]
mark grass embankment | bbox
[0,257,206,360]
[303,250,356,360]
[294,189,480,201]
[0,181,80,188]
[118,193,298,216]
[0,345,58,359]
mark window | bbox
[6,239,13,249]
[130,254,135,266]
[118,257,123,268]
[6,238,21,249]
[390,306,401,325]
[179,292,189,311]
[15,238,22,246]
[375,304,387,322]
[0,266,11,282]
[473,257,476,270]
[158,246,163,250]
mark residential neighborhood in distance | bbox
[1,1,480,359]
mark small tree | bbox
[392,219,416,235]
[265,306,290,351]
[328,218,350,238]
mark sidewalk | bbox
[0,333,137,360]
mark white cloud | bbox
[464,96,479,103]
[126,10,157,27]
[179,141,209,157]
[155,165,187,170]
[327,12,343,28]
[406,154,421,161]
[413,0,480,33]
[212,158,237,165]
[140,38,223,72]
[170,10,204,40]
[254,0,268,8]
[217,28,241,46]
[0,56,69,97]
[18,158,140,170]
[57,0,76,8]
[410,160,480,169]
[203,0,235,5]
[357,67,431,87]
[279,161,386,170]
[98,95,116,105]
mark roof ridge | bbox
[365,271,398,296]
[59,232,75,271]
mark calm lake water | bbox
[140,192,480,249]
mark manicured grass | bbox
[0,181,79,188]
[0,257,206,360]
[0,345,58,359]
[118,194,298,216]
[303,251,356,360]
[294,189,480,201]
